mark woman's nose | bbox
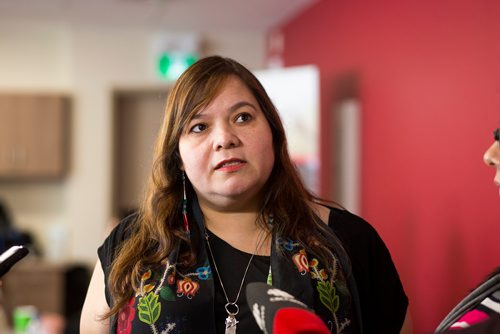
[483,141,500,167]
[213,125,240,150]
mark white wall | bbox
[0,19,265,264]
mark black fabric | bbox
[205,229,270,333]
[328,207,409,334]
[98,212,138,307]
[98,207,408,333]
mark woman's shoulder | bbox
[107,212,138,243]
[313,203,390,263]
[98,212,139,262]
[312,202,378,239]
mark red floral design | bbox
[176,277,200,298]
[117,297,136,334]
[293,249,310,274]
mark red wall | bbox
[271,0,500,332]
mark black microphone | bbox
[246,282,330,334]
[0,245,29,277]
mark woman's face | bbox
[483,128,500,197]
[178,76,275,210]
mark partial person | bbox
[81,56,412,333]
[435,128,500,333]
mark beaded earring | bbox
[182,172,190,236]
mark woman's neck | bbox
[200,204,270,256]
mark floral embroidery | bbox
[279,238,351,334]
[311,268,328,280]
[282,239,295,251]
[133,261,181,333]
[292,249,310,274]
[128,258,213,332]
[138,292,161,325]
[176,277,200,298]
[311,256,350,333]
[317,281,339,313]
[117,297,136,334]
[142,270,152,281]
[196,266,211,280]
[159,286,176,301]
[143,284,155,294]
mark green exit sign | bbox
[157,53,198,81]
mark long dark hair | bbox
[105,55,347,317]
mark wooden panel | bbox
[2,261,65,315]
[0,96,17,174]
[0,94,69,179]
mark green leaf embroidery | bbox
[160,286,176,301]
[317,281,340,313]
[138,292,161,325]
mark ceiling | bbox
[0,0,316,32]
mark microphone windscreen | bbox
[246,282,329,334]
[274,308,330,334]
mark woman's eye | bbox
[235,113,252,123]
[190,123,207,133]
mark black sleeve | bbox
[328,208,409,334]
[97,213,138,307]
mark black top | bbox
[205,229,270,333]
[328,208,408,333]
[98,207,408,333]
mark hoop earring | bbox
[182,172,190,236]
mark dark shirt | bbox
[98,207,408,333]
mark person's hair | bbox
[105,55,347,318]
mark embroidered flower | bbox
[143,284,155,294]
[311,268,328,280]
[141,269,152,281]
[176,277,200,298]
[309,258,319,268]
[167,273,176,285]
[292,249,310,274]
[196,266,211,280]
[282,239,295,251]
[117,297,136,334]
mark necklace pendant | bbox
[225,314,238,334]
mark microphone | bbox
[246,282,330,334]
[0,245,29,277]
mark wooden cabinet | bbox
[0,94,70,179]
[2,261,66,315]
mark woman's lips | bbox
[215,158,246,171]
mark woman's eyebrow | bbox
[229,101,257,113]
[190,112,206,120]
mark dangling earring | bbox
[182,171,190,236]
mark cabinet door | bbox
[0,94,69,179]
[0,96,17,174]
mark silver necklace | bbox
[205,228,266,334]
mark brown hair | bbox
[105,55,346,317]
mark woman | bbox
[434,128,500,333]
[81,56,412,333]
[484,128,500,194]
